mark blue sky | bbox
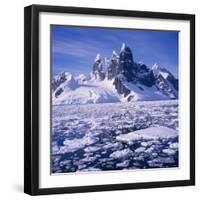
[52,25,178,77]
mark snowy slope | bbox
[121,81,169,102]
[52,78,120,105]
[52,73,171,105]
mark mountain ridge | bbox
[52,43,178,105]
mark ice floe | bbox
[51,100,179,173]
[116,126,178,143]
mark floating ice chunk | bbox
[80,167,101,172]
[116,126,178,143]
[103,142,121,149]
[141,142,148,147]
[152,152,158,157]
[52,142,59,154]
[60,136,98,153]
[133,155,145,161]
[116,160,130,167]
[135,147,146,153]
[110,148,132,159]
[53,156,61,163]
[115,130,123,135]
[149,157,176,165]
[169,142,178,149]
[81,155,98,163]
[84,146,101,153]
[148,162,163,168]
[145,146,155,153]
[60,160,71,167]
[162,148,176,155]
[78,164,87,170]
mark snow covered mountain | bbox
[52,43,178,105]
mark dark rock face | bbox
[52,72,68,91]
[119,44,135,81]
[155,74,177,99]
[136,63,149,74]
[92,54,106,80]
[165,73,178,91]
[89,43,178,100]
[55,88,63,98]
[113,76,130,97]
[152,65,178,98]
[107,51,119,80]
[137,70,156,87]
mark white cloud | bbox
[52,39,105,59]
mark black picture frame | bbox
[24,4,195,196]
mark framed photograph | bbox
[24,4,195,195]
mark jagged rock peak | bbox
[121,43,126,51]
[111,50,118,59]
[52,71,74,91]
[120,43,132,52]
[119,43,133,60]
[119,43,134,81]
[151,63,160,77]
[112,50,118,56]
[152,63,160,70]
[138,61,144,65]
[92,53,106,81]
[94,53,101,62]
